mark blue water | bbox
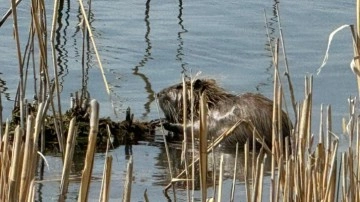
[0,0,356,201]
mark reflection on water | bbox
[256,0,280,91]
[55,0,70,93]
[0,73,10,101]
[177,0,188,76]
[1,0,354,200]
[132,0,155,118]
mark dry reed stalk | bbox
[78,99,99,202]
[305,76,313,148]
[217,154,224,202]
[244,142,250,202]
[78,0,110,94]
[0,121,9,201]
[354,0,360,95]
[30,0,49,82]
[0,0,21,27]
[251,149,265,202]
[323,140,338,201]
[270,38,280,202]
[33,102,44,143]
[190,77,196,201]
[274,155,283,202]
[275,4,297,122]
[99,125,113,202]
[357,117,360,201]
[277,86,284,155]
[347,149,355,200]
[272,38,280,158]
[181,77,188,159]
[100,155,112,202]
[211,141,216,200]
[28,179,36,202]
[199,92,208,201]
[257,154,266,202]
[11,0,25,129]
[164,119,243,192]
[59,117,77,202]
[305,163,312,201]
[321,106,332,197]
[251,129,256,182]
[19,115,34,201]
[0,93,2,139]
[230,143,239,202]
[122,156,133,202]
[341,153,347,201]
[7,126,23,201]
[181,76,191,201]
[49,0,65,154]
[155,100,177,199]
[319,104,324,144]
[283,157,290,201]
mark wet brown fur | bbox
[157,79,292,148]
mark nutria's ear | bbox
[193,79,203,90]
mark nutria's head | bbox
[157,79,233,123]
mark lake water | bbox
[0,0,357,201]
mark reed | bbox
[122,156,133,202]
[78,0,110,94]
[99,125,113,202]
[199,92,208,202]
[19,116,34,202]
[100,155,113,202]
[7,126,23,201]
[0,0,117,201]
[59,117,77,202]
[181,76,191,201]
[50,0,65,154]
[78,99,99,202]
[0,93,2,138]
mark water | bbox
[0,0,356,201]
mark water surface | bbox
[0,0,356,201]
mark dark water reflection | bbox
[177,0,189,75]
[0,74,10,101]
[55,0,70,93]
[257,0,279,91]
[132,0,155,118]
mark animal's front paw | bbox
[161,121,172,130]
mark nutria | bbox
[157,79,292,148]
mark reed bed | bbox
[1,0,360,202]
[0,0,120,201]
